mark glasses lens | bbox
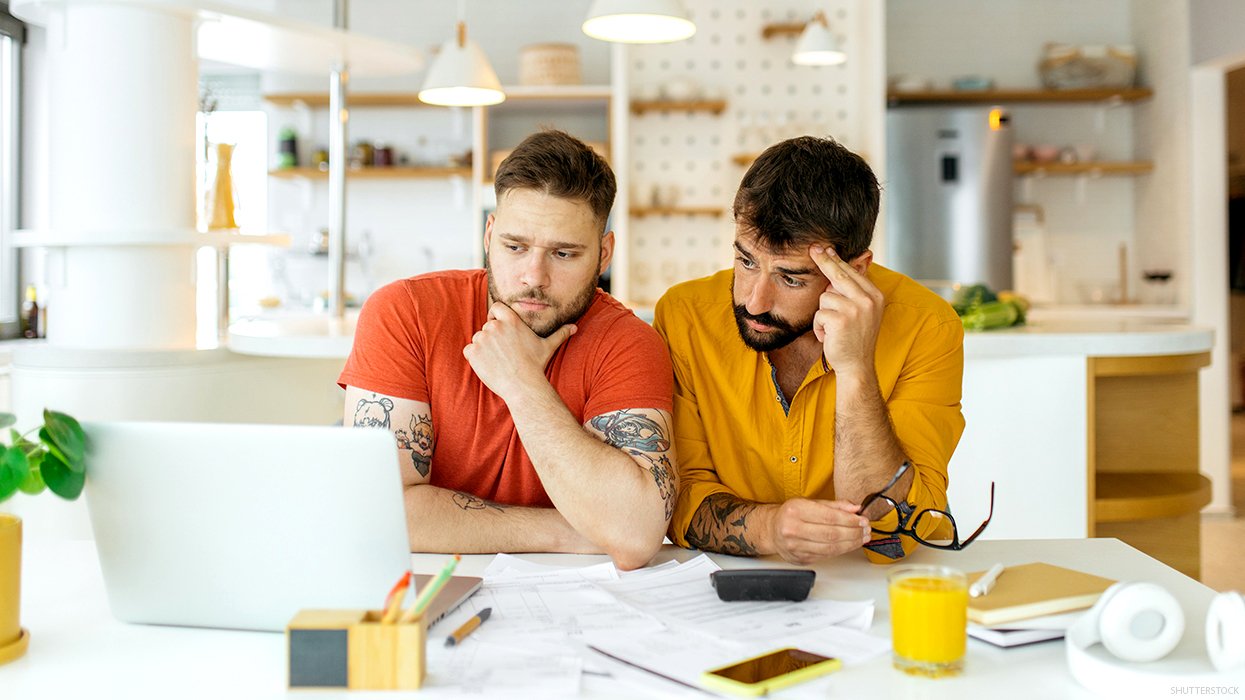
[910,508,959,546]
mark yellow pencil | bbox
[400,554,461,623]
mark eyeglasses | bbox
[859,461,994,551]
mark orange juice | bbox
[888,566,967,677]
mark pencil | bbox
[400,554,461,622]
[379,571,412,624]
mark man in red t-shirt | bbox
[339,130,674,570]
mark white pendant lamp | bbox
[792,11,846,66]
[419,20,505,106]
[582,0,696,44]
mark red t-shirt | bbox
[338,269,674,508]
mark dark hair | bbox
[494,129,616,231]
[733,136,880,261]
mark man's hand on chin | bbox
[463,301,576,402]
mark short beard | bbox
[732,303,813,352]
[486,267,598,338]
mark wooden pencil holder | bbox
[287,609,426,690]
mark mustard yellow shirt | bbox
[653,265,966,563]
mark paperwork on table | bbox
[414,554,887,698]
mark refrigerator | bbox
[885,106,1014,292]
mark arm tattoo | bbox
[352,395,394,428]
[451,491,507,512]
[394,413,434,477]
[630,451,675,521]
[685,493,760,556]
[590,410,671,452]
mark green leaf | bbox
[17,452,45,495]
[43,409,86,468]
[41,450,84,501]
[0,413,15,429]
[0,445,18,502]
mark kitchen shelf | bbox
[630,206,724,218]
[887,87,1153,105]
[268,166,471,180]
[263,93,431,108]
[1014,161,1153,176]
[630,99,727,116]
[1094,472,1212,523]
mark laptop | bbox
[83,421,458,632]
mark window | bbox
[0,9,24,335]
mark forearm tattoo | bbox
[685,493,760,555]
[452,491,507,512]
[353,395,394,428]
[630,451,676,521]
[590,410,671,452]
[394,413,434,477]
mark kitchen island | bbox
[952,318,1213,578]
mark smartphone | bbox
[700,648,842,697]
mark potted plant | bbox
[0,409,86,665]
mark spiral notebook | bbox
[966,562,1115,626]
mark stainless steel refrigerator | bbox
[885,106,1013,292]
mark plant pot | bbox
[0,513,29,664]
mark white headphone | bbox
[1066,582,1245,696]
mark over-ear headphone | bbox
[1066,582,1245,696]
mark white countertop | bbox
[224,311,1213,361]
[963,319,1213,358]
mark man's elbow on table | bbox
[601,530,663,572]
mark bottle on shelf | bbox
[21,285,38,339]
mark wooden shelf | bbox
[630,100,727,116]
[264,93,429,108]
[1014,161,1153,176]
[732,153,758,167]
[268,166,471,180]
[265,85,612,109]
[761,22,805,39]
[1094,472,1212,523]
[888,87,1153,105]
[630,207,724,218]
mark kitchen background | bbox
[55,0,1187,328]
[11,0,1245,528]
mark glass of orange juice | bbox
[888,565,968,677]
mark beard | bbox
[732,303,814,352]
[486,267,598,338]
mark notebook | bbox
[83,421,414,632]
[966,562,1115,626]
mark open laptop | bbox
[83,421,477,632]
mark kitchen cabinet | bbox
[949,320,1213,579]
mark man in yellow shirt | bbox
[654,136,965,564]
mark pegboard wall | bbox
[625,0,873,306]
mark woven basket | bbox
[519,43,581,86]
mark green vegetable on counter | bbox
[960,300,1019,331]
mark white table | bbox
[0,538,1227,699]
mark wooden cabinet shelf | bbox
[269,166,470,180]
[887,87,1153,105]
[264,93,430,108]
[630,100,727,116]
[1095,473,1212,523]
[1014,161,1153,176]
[630,206,724,218]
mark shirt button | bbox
[789,456,798,463]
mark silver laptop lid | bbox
[83,422,411,632]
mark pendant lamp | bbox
[791,11,846,66]
[419,19,505,106]
[582,0,696,44]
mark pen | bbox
[970,563,1005,598]
[445,607,492,646]
[379,571,412,624]
[400,554,462,622]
